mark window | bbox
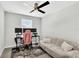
[21,19,32,28]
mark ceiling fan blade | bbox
[37,1,50,9]
[30,9,35,13]
[38,9,45,14]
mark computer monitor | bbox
[15,28,22,33]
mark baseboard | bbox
[5,45,16,49]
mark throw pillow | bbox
[61,41,73,51]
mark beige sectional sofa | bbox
[39,37,79,58]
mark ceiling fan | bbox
[30,1,50,14]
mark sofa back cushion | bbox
[41,37,52,43]
[55,38,64,46]
[50,38,58,44]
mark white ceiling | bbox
[0,1,77,18]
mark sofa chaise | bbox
[39,37,79,58]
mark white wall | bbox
[42,2,79,42]
[5,12,41,48]
[0,4,5,56]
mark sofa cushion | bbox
[61,42,73,51]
